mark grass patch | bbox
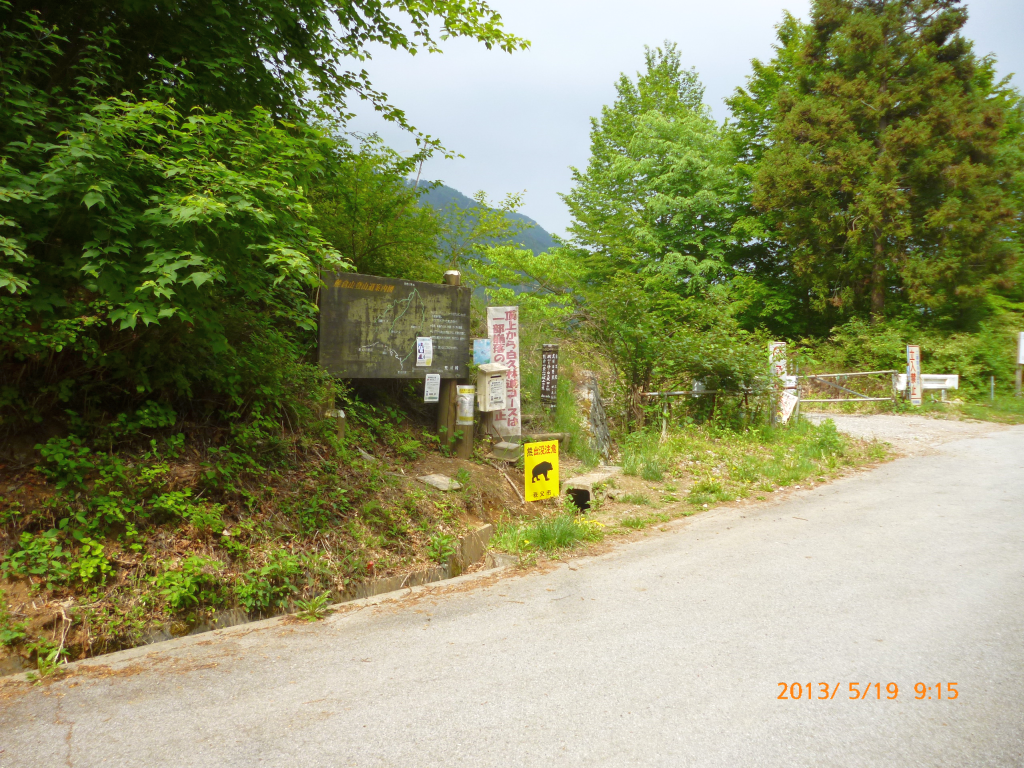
[622,432,666,481]
[0,407,483,661]
[619,418,885,510]
[491,513,605,555]
[619,510,673,531]
[620,492,653,506]
[620,515,649,530]
[961,395,1024,425]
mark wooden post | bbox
[437,378,457,453]
[456,412,474,459]
[1016,365,1022,398]
[437,270,474,457]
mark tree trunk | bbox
[871,238,885,320]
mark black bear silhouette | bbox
[531,461,553,482]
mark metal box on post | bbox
[476,362,509,412]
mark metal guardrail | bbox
[796,370,899,379]
[641,389,753,397]
[643,369,899,435]
[799,397,894,403]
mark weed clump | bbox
[491,513,604,555]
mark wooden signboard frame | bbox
[318,272,471,380]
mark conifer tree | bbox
[750,0,1021,322]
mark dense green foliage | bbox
[564,43,735,286]
[3,0,527,121]
[729,0,1024,330]
[0,1,528,435]
[311,136,443,281]
[552,1,1024,413]
[0,12,354,433]
[6,0,1022,672]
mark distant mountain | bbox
[417,182,558,255]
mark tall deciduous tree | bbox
[311,135,443,281]
[749,0,1022,323]
[563,43,735,291]
[3,0,528,121]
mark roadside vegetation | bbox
[4,0,1024,677]
[0,391,515,669]
[623,419,883,509]
[491,505,606,561]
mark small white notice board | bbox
[423,374,440,403]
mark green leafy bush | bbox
[234,550,305,613]
[0,589,27,647]
[150,556,226,611]
[426,532,457,564]
[0,8,351,434]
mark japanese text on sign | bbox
[907,345,922,406]
[486,306,521,439]
[540,345,559,405]
[524,440,559,502]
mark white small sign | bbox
[487,374,506,410]
[456,384,476,426]
[423,374,440,403]
[779,375,799,423]
[907,345,922,406]
[415,337,433,367]
[921,374,959,391]
[1018,332,1024,366]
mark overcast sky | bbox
[347,0,1024,237]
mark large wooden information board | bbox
[319,272,471,379]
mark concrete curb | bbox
[0,556,520,686]
[0,524,502,685]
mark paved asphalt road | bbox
[2,425,1023,767]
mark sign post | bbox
[540,344,559,409]
[524,440,559,503]
[769,342,787,426]
[486,306,521,440]
[319,271,469,379]
[434,271,466,452]
[907,345,922,406]
[455,384,476,460]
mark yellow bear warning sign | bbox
[524,440,559,502]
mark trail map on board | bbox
[319,273,471,379]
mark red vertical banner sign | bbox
[907,345,922,406]
[486,306,521,439]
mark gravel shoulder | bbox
[802,411,1007,455]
